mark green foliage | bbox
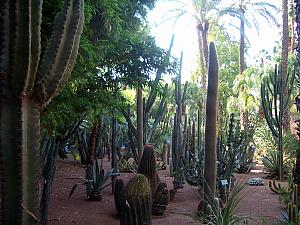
[41,0,178,134]
[262,150,291,179]
[195,183,248,225]
[69,159,119,200]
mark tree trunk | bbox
[137,85,144,163]
[282,0,290,131]
[87,122,100,165]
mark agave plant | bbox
[262,150,290,179]
[69,159,119,201]
[197,183,248,225]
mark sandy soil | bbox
[48,159,285,225]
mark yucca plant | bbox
[68,159,119,201]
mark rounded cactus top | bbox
[123,174,151,198]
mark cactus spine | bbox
[0,0,84,224]
[261,65,295,179]
[121,174,152,225]
[203,42,219,205]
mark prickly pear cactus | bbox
[152,182,169,216]
[138,145,160,196]
[0,0,84,224]
[121,174,152,225]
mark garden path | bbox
[48,160,285,225]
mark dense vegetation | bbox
[1,0,300,224]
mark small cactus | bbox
[152,182,169,216]
[288,202,298,223]
[121,174,152,225]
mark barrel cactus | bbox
[152,182,169,216]
[121,174,152,225]
[138,145,160,196]
[0,0,84,224]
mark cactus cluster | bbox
[115,146,169,222]
[269,175,298,206]
[0,0,84,224]
[261,65,295,179]
[288,202,299,223]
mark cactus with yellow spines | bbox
[0,0,84,224]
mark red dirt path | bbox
[48,159,285,225]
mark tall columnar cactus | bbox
[203,42,219,205]
[121,174,152,225]
[0,1,84,224]
[138,145,160,196]
[261,65,295,179]
[120,35,174,163]
[171,51,188,190]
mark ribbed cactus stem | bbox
[138,145,160,196]
[0,0,84,224]
[114,178,124,216]
[121,174,152,225]
[203,42,219,204]
[152,182,169,216]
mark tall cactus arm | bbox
[4,0,42,95]
[26,0,42,94]
[0,0,10,73]
[181,81,188,104]
[261,83,279,138]
[120,108,138,139]
[35,0,84,105]
[147,85,168,142]
[145,35,174,113]
[284,69,296,108]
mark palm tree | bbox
[227,0,279,73]
[223,0,278,128]
[164,0,227,89]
